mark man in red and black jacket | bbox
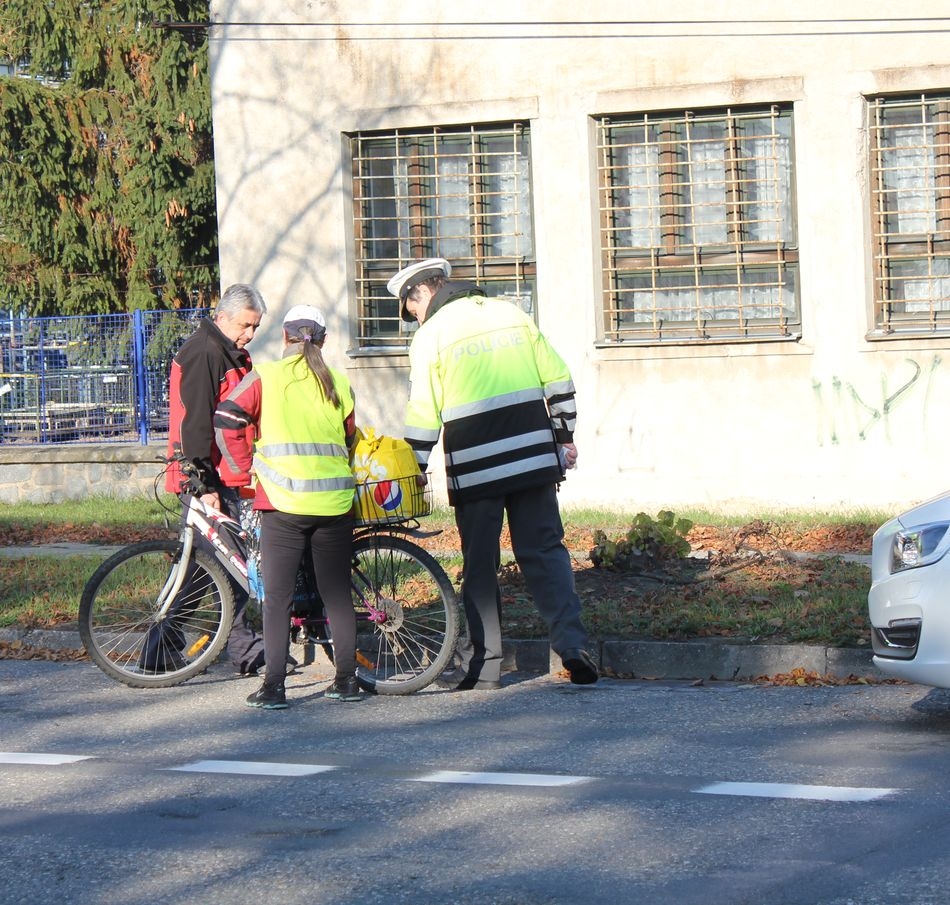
[166,287,263,501]
[158,284,276,675]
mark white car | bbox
[868,489,950,687]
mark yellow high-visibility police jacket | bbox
[403,285,577,505]
[253,356,355,515]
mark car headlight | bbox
[891,522,950,572]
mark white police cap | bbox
[386,258,451,321]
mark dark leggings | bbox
[259,509,356,685]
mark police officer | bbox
[388,258,598,690]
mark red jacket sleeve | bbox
[213,371,262,486]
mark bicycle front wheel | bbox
[351,534,460,695]
[78,539,235,688]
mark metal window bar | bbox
[869,93,950,336]
[597,105,800,344]
[0,308,205,445]
[351,123,536,349]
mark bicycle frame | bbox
[180,495,251,591]
[151,495,250,624]
[177,494,408,626]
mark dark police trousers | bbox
[453,482,589,683]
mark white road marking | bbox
[694,781,900,802]
[410,769,592,787]
[0,753,904,800]
[0,752,94,765]
[168,759,337,777]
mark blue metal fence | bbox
[0,308,207,445]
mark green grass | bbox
[0,495,180,533]
[0,556,95,628]
[493,553,873,649]
[0,496,879,648]
[562,504,893,531]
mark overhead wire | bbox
[153,16,950,39]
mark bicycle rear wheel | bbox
[351,534,459,695]
[79,539,235,688]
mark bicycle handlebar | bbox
[168,444,210,497]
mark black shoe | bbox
[561,648,599,685]
[437,668,502,691]
[245,682,288,709]
[325,675,363,702]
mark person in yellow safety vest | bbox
[214,304,362,708]
[388,258,598,691]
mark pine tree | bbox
[0,1,217,314]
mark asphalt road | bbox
[2,658,950,905]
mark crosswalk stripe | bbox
[0,752,94,765]
[694,781,900,802]
[411,769,592,787]
[167,759,337,777]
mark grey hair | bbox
[214,283,268,318]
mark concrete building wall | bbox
[206,1,950,514]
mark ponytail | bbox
[285,329,341,408]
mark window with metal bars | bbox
[350,122,535,350]
[869,92,950,337]
[596,105,800,345]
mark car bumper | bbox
[869,523,950,687]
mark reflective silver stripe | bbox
[254,459,355,493]
[214,425,243,478]
[442,387,543,422]
[414,450,431,470]
[257,442,348,458]
[450,454,556,488]
[548,397,577,432]
[403,425,441,445]
[548,398,577,416]
[544,378,575,398]
[449,430,554,465]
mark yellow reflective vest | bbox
[253,356,355,516]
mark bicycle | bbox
[78,453,461,694]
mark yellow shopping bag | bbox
[352,427,429,523]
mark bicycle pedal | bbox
[356,650,374,669]
[186,634,210,656]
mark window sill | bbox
[345,346,410,368]
[592,333,811,361]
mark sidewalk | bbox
[0,544,882,682]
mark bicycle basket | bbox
[354,477,432,525]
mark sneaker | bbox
[561,648,599,685]
[245,682,288,709]
[325,675,363,702]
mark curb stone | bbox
[0,627,882,682]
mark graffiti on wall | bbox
[813,355,942,445]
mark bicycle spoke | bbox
[79,540,234,688]
[349,534,459,694]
